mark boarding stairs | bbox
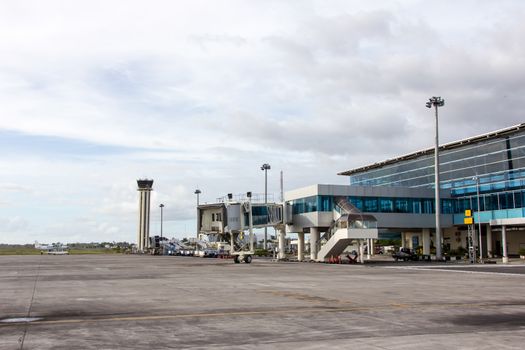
[316,197,379,262]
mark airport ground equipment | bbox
[153,238,193,256]
[197,193,291,263]
[192,239,219,257]
[392,247,419,261]
[148,235,166,255]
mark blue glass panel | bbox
[442,199,453,214]
[486,194,499,211]
[412,200,421,214]
[394,198,410,213]
[422,199,434,214]
[349,197,363,211]
[453,214,465,225]
[380,198,393,212]
[506,209,523,219]
[304,196,317,213]
[251,206,268,216]
[493,210,508,219]
[319,196,333,211]
[498,192,513,209]
[364,198,378,212]
[479,211,493,222]
[471,196,479,211]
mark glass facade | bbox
[249,206,268,226]
[289,195,453,215]
[290,196,333,214]
[348,130,525,214]
[242,205,283,227]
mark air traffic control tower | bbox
[137,179,153,252]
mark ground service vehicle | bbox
[392,248,418,261]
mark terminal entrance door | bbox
[412,236,419,249]
[495,240,501,257]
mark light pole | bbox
[194,189,201,240]
[261,163,271,250]
[473,176,483,261]
[426,96,445,260]
[159,204,164,240]
[247,191,254,252]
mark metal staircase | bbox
[316,197,379,262]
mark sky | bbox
[1,0,525,244]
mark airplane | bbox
[34,241,69,255]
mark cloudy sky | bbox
[1,0,524,244]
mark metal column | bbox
[278,229,286,260]
[310,228,319,261]
[502,225,509,264]
[297,232,305,261]
[487,225,493,258]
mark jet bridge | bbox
[197,193,292,263]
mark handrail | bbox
[316,196,375,252]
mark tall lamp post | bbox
[473,176,483,261]
[159,204,164,240]
[194,189,201,240]
[426,96,445,260]
[261,163,271,250]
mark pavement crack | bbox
[18,255,42,350]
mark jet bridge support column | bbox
[358,240,365,264]
[502,225,509,264]
[278,228,286,260]
[297,232,305,261]
[422,229,431,255]
[310,228,319,261]
[486,225,493,258]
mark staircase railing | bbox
[316,196,364,254]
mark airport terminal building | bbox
[286,123,525,259]
[197,123,525,262]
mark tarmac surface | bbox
[1,254,525,349]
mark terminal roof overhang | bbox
[338,123,525,176]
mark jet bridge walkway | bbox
[197,194,292,263]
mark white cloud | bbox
[0,183,33,193]
[0,216,29,233]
